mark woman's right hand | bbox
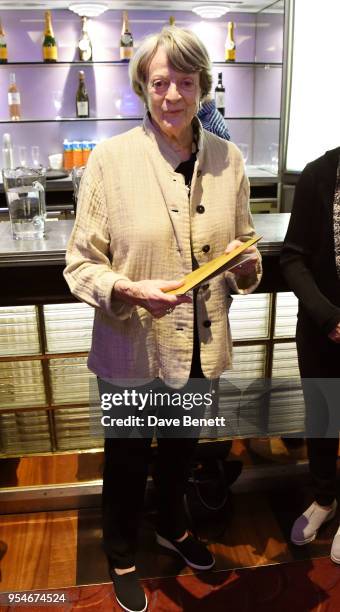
[328,322,340,343]
[113,278,192,318]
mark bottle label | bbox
[8,92,20,105]
[225,47,236,61]
[215,92,225,108]
[121,33,133,46]
[0,46,7,60]
[43,45,58,61]
[120,46,133,60]
[79,40,92,61]
[77,101,88,116]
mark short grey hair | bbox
[129,26,212,104]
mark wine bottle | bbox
[8,73,21,121]
[78,16,92,62]
[214,72,225,117]
[43,10,58,62]
[225,21,236,62]
[169,16,176,26]
[0,18,8,64]
[76,70,89,118]
[120,11,133,61]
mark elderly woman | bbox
[281,147,340,563]
[64,26,261,612]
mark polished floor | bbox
[0,439,340,610]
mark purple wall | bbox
[0,9,283,168]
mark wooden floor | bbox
[0,439,339,603]
[0,476,339,592]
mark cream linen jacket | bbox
[64,115,262,387]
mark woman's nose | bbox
[165,81,182,101]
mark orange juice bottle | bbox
[82,140,91,165]
[63,140,73,170]
[72,140,83,167]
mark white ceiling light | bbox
[68,2,109,17]
[192,5,230,19]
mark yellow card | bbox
[164,235,262,295]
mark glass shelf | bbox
[1,60,283,67]
[0,116,280,124]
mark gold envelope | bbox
[164,235,262,295]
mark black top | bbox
[280,146,340,334]
[175,154,202,374]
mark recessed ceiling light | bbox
[68,2,109,17]
[192,5,230,19]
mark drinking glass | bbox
[238,143,249,165]
[269,143,279,174]
[2,167,47,240]
[31,145,40,168]
[18,145,27,167]
[52,90,63,119]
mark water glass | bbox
[238,143,249,165]
[269,143,279,174]
[18,145,27,167]
[31,145,40,168]
[2,167,47,240]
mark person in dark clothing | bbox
[280,146,340,563]
[197,95,231,141]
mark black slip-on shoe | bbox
[110,569,148,612]
[156,532,215,570]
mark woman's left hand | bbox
[224,239,258,277]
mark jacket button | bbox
[196,205,205,214]
[202,244,210,253]
[203,320,211,328]
[197,170,202,177]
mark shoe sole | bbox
[291,505,337,546]
[115,593,148,612]
[331,553,340,564]
[156,534,215,570]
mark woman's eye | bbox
[182,80,194,89]
[153,80,167,89]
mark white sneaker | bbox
[331,525,340,564]
[291,500,337,545]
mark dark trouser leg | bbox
[102,436,153,568]
[153,437,199,539]
[296,316,340,507]
[307,437,339,506]
[153,320,203,539]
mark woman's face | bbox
[146,46,201,140]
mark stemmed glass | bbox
[52,90,63,120]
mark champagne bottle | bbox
[214,72,225,117]
[43,10,58,62]
[225,21,236,62]
[0,18,7,64]
[78,16,92,62]
[169,16,176,26]
[8,73,21,121]
[120,11,133,61]
[76,70,89,118]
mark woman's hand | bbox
[113,278,192,318]
[224,239,258,277]
[328,323,340,343]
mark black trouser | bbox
[296,316,340,506]
[100,322,207,568]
